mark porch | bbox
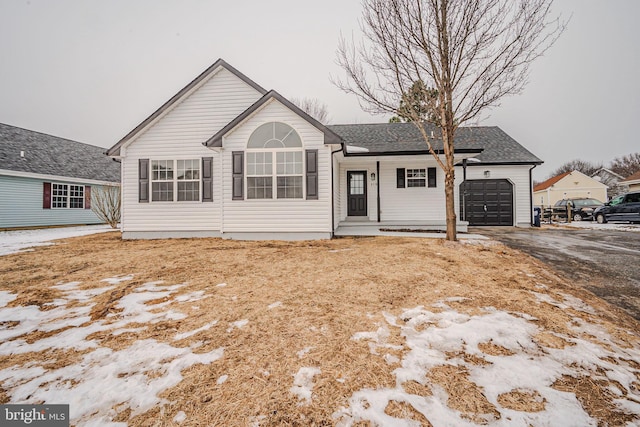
[334,220,478,238]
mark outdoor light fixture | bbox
[370,172,376,182]
[483,170,491,178]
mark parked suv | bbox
[593,191,640,224]
[554,198,604,221]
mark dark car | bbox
[554,198,604,221]
[593,191,640,224]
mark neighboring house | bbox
[591,167,627,199]
[620,170,640,192]
[533,170,608,207]
[0,123,120,229]
[106,59,542,240]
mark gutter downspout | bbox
[331,146,344,235]
[376,160,381,222]
[530,164,537,226]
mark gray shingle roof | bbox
[328,123,542,164]
[0,123,120,183]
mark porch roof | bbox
[328,123,542,165]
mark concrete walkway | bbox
[334,224,488,240]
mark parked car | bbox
[593,191,640,224]
[554,198,604,221]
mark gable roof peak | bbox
[204,90,343,147]
[106,58,267,157]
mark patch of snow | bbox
[175,290,207,303]
[101,274,134,284]
[227,319,249,333]
[297,346,312,358]
[174,321,218,341]
[216,283,227,287]
[560,222,640,232]
[0,291,17,308]
[4,340,223,425]
[290,367,321,404]
[268,301,283,309]
[52,281,82,290]
[336,303,640,426]
[0,225,115,256]
[217,374,228,385]
[328,248,353,253]
[249,415,266,427]
[0,274,226,426]
[173,411,187,423]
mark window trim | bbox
[245,147,305,200]
[406,168,427,188]
[149,158,201,203]
[51,183,85,209]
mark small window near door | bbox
[407,169,426,187]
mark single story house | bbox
[591,167,627,199]
[533,170,608,207]
[620,170,640,192]
[106,59,542,240]
[0,123,120,229]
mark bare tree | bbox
[549,159,602,179]
[334,0,565,240]
[91,185,121,228]
[290,97,330,124]
[609,152,640,178]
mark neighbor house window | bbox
[52,183,84,209]
[246,122,303,199]
[406,169,426,187]
[151,159,200,202]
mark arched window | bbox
[246,122,303,199]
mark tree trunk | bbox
[441,125,457,241]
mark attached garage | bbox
[460,179,514,226]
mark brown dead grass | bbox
[497,389,546,412]
[0,232,639,426]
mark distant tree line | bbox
[548,152,640,180]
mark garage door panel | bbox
[460,179,513,226]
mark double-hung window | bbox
[406,169,426,187]
[151,159,200,202]
[246,122,303,199]
[52,183,84,208]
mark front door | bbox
[347,171,367,216]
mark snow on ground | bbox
[0,274,223,426]
[0,225,116,256]
[290,367,321,405]
[552,221,640,232]
[335,298,640,426]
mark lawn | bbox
[0,232,639,426]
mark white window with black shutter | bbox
[397,167,437,188]
[235,122,318,201]
[139,158,212,203]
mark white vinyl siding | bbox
[379,160,445,221]
[221,100,332,233]
[458,165,533,226]
[119,66,262,233]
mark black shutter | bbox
[139,159,149,202]
[85,186,91,209]
[232,151,244,200]
[306,149,318,200]
[428,167,437,188]
[43,182,51,209]
[396,168,405,188]
[202,157,213,202]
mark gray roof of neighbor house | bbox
[328,123,542,164]
[0,123,120,183]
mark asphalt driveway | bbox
[474,226,640,320]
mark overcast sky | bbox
[1,0,638,180]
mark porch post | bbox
[376,160,381,222]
